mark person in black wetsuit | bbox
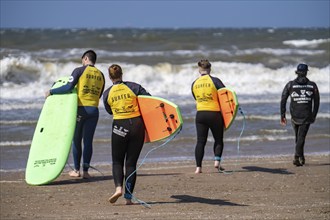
[103,64,151,205]
[46,50,105,179]
[280,63,320,166]
[191,59,226,174]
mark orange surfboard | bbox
[138,96,183,143]
[218,88,239,130]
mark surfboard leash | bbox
[219,106,246,175]
[125,126,182,208]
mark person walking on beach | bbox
[191,59,226,174]
[280,63,320,166]
[103,64,151,205]
[46,50,105,178]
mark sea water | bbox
[1,28,329,171]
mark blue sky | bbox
[1,1,329,28]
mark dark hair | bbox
[82,50,97,64]
[108,64,123,79]
[198,59,211,69]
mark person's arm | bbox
[280,82,291,125]
[138,84,151,96]
[125,82,151,96]
[211,76,225,89]
[48,67,82,96]
[99,71,106,99]
[102,87,113,115]
[312,83,320,122]
[191,80,196,100]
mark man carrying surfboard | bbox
[103,64,151,205]
[280,63,320,166]
[191,59,226,174]
[46,50,105,178]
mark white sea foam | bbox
[0,120,37,125]
[283,38,330,48]
[0,140,31,147]
[235,48,324,56]
[1,56,329,100]
[0,102,43,111]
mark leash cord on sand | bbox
[125,126,182,208]
[219,106,246,174]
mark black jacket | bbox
[280,76,320,124]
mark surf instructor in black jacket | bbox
[280,63,320,166]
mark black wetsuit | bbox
[280,76,320,161]
[103,81,150,199]
[191,74,225,167]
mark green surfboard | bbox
[25,77,77,185]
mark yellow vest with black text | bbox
[76,66,104,107]
[192,75,220,111]
[107,83,141,120]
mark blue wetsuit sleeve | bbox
[50,83,72,95]
[50,67,83,95]
[102,87,113,115]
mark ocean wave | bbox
[283,39,330,48]
[237,113,330,121]
[2,46,326,61]
[0,56,329,100]
[235,48,324,56]
[223,133,330,143]
[0,140,31,147]
[0,120,37,125]
[0,102,44,111]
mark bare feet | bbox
[109,187,123,204]
[214,160,220,168]
[195,167,202,174]
[82,172,91,179]
[126,199,134,205]
[69,170,80,177]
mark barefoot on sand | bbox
[126,199,134,205]
[108,187,123,204]
[195,167,202,174]
[214,160,220,168]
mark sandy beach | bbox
[1,155,329,220]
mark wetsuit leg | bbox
[209,112,224,160]
[72,109,84,171]
[111,119,129,188]
[195,111,210,167]
[292,122,310,158]
[72,107,99,171]
[124,117,145,199]
[82,107,99,172]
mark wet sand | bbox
[1,155,329,220]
